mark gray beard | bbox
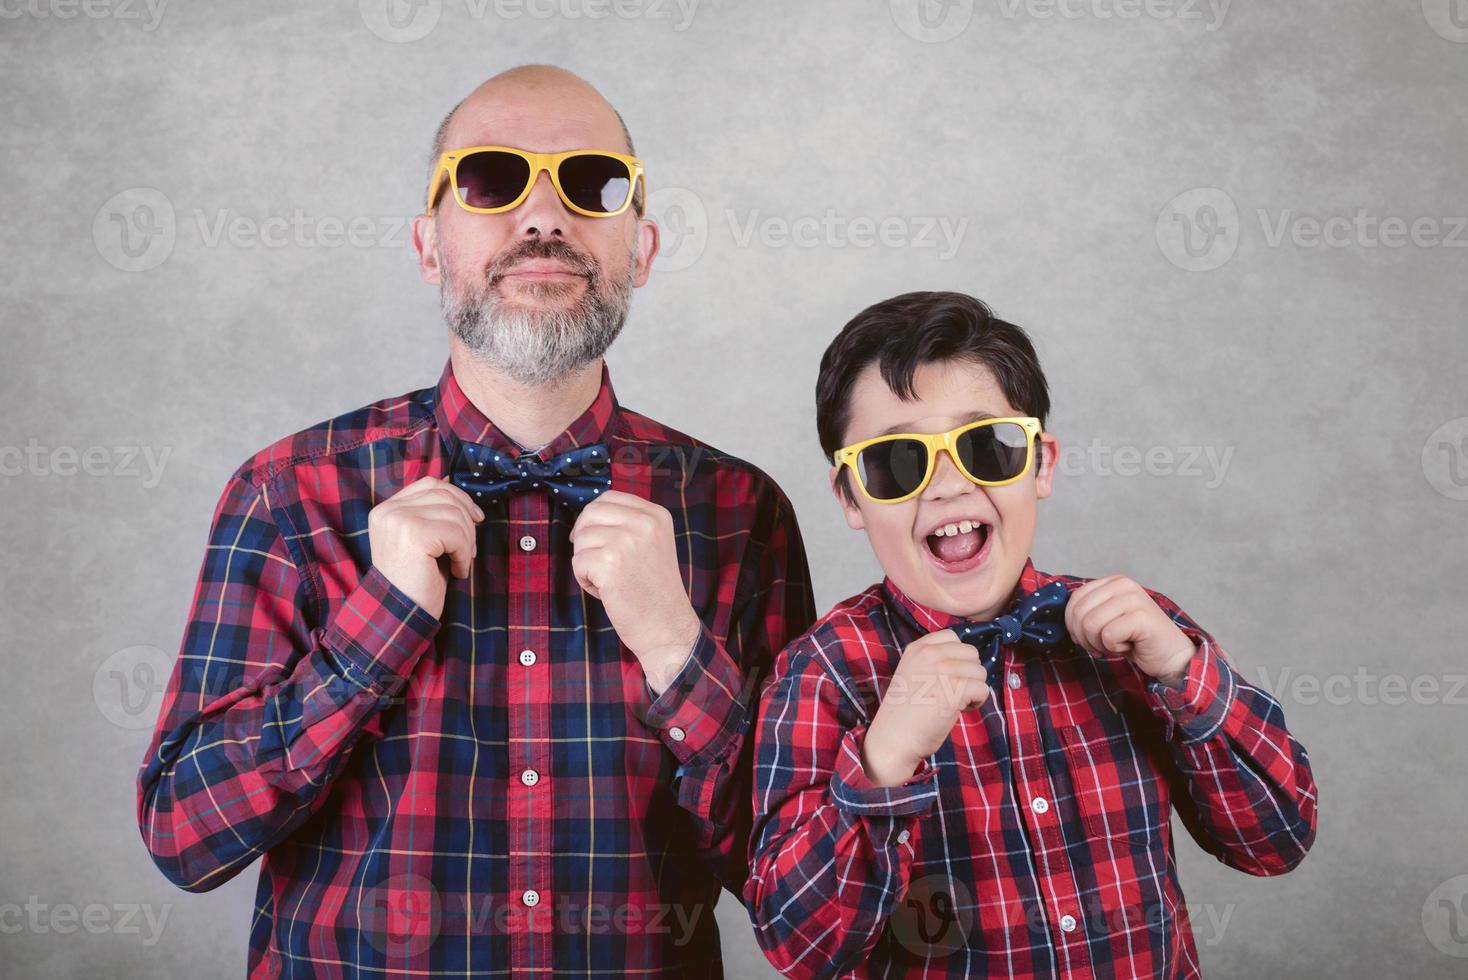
[443,253,635,388]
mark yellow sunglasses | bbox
[425,146,646,218]
[834,417,1043,504]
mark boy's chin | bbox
[901,536,1019,621]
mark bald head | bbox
[427,66,637,205]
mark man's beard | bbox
[442,238,635,387]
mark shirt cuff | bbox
[322,566,440,692]
[642,622,749,766]
[829,724,940,817]
[1143,637,1238,743]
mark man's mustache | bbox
[486,239,598,284]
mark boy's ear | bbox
[828,464,866,531]
[1035,432,1060,500]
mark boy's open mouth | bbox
[923,519,992,570]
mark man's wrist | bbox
[637,609,703,696]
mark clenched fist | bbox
[568,490,702,696]
[862,629,991,787]
[1065,575,1196,686]
[367,476,484,619]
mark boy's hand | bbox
[569,490,702,697]
[1065,575,1196,685]
[862,629,990,787]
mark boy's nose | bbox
[924,449,974,499]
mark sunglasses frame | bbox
[425,145,646,218]
[834,417,1044,504]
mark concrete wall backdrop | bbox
[2,1,1466,977]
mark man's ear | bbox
[412,213,442,286]
[632,215,660,287]
[829,465,865,530]
[1035,432,1060,500]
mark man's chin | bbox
[494,275,588,305]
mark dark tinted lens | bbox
[956,422,1029,482]
[454,151,532,210]
[857,439,930,500]
[557,154,632,213]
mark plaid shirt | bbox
[136,359,816,978]
[747,561,1317,979]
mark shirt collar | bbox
[882,557,1048,635]
[432,358,621,461]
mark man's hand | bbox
[862,629,990,787]
[366,476,484,620]
[569,490,702,696]
[1065,575,1196,686]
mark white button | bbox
[896,830,911,844]
[522,889,540,907]
[1060,914,1077,932]
[1008,672,1022,690]
[520,769,539,786]
[1031,796,1050,814]
[518,535,537,552]
[518,649,537,667]
[668,726,686,742]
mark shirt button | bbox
[520,769,539,787]
[896,829,911,844]
[518,649,537,667]
[1007,672,1022,690]
[1060,914,1078,933]
[518,535,537,552]
[1031,796,1050,814]
[668,726,686,742]
[522,889,540,908]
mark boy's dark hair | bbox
[816,291,1051,500]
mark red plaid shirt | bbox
[747,561,1317,979]
[136,359,815,978]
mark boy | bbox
[745,291,1317,978]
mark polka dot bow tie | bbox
[952,580,1073,675]
[451,441,612,509]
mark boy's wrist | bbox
[862,720,922,787]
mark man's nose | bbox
[511,169,569,238]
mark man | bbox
[137,65,815,978]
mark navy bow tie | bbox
[450,441,612,508]
[952,580,1072,675]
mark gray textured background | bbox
[2,1,1466,977]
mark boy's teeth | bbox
[958,520,973,533]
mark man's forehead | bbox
[444,89,628,154]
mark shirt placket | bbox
[506,483,554,973]
[1002,648,1095,979]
